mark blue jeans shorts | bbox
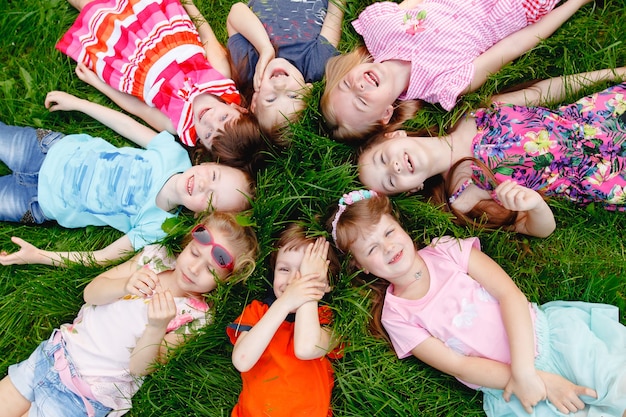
[8,333,112,417]
[0,122,63,224]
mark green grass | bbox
[1,0,626,415]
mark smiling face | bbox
[348,214,415,282]
[327,62,402,133]
[174,227,236,295]
[178,162,251,213]
[358,134,429,194]
[193,94,244,149]
[272,245,307,299]
[251,58,311,132]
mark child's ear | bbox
[232,102,249,114]
[249,91,258,112]
[384,129,407,139]
[380,104,394,125]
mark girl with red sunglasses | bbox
[0,211,258,417]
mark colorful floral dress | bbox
[465,83,626,210]
[57,0,241,146]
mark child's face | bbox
[193,94,244,149]
[358,131,428,194]
[251,58,310,131]
[349,214,415,282]
[179,162,250,213]
[327,62,400,133]
[272,245,307,299]
[174,226,235,294]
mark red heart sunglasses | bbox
[191,225,235,271]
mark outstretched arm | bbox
[182,1,232,78]
[74,63,175,134]
[0,234,134,267]
[319,0,346,48]
[227,2,274,90]
[294,239,337,359]
[491,66,626,107]
[413,337,596,414]
[468,0,592,93]
[45,90,158,148]
[413,248,595,413]
[467,248,544,412]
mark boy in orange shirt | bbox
[227,224,341,416]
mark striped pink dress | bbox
[353,0,559,110]
[57,0,240,146]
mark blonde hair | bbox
[321,46,422,142]
[182,211,258,284]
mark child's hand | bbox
[280,272,328,312]
[502,371,547,413]
[147,289,177,330]
[126,266,160,298]
[253,47,275,91]
[75,62,102,87]
[0,236,44,265]
[537,370,597,414]
[45,91,83,112]
[299,238,330,291]
[494,180,544,212]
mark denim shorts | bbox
[8,334,112,417]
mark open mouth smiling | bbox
[186,175,194,196]
[270,69,289,79]
[198,107,211,122]
[404,153,414,173]
[389,249,403,264]
[364,71,379,87]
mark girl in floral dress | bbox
[57,0,259,154]
[358,67,626,238]
[0,212,258,417]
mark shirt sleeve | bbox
[227,34,258,85]
[226,300,266,345]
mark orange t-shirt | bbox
[227,300,340,417]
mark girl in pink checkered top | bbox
[321,0,592,142]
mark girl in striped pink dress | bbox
[57,0,259,152]
[321,0,591,142]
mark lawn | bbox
[1,0,625,415]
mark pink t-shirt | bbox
[381,236,536,389]
[352,0,554,110]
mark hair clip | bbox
[331,190,378,245]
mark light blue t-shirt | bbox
[38,131,191,250]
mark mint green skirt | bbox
[481,301,626,417]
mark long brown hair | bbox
[426,157,520,230]
[191,112,266,177]
[320,46,422,142]
[326,194,398,342]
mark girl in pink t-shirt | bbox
[321,0,592,141]
[327,190,626,416]
[0,212,257,417]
